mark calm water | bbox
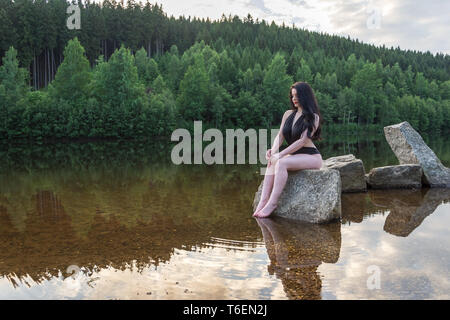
[0,133,449,299]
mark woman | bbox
[253,81,323,218]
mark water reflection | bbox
[342,188,450,237]
[382,189,450,237]
[0,137,449,299]
[255,218,341,299]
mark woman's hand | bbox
[269,153,281,166]
[265,149,272,160]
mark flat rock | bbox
[321,154,367,192]
[384,121,450,187]
[366,164,422,189]
[253,168,341,223]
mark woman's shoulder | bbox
[286,109,296,115]
[313,113,320,121]
[283,109,295,119]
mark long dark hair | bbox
[289,81,322,141]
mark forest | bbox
[0,0,449,140]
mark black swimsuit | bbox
[281,111,321,155]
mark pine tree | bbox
[262,53,293,126]
[0,46,28,138]
[49,37,91,105]
[176,55,209,121]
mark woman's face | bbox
[291,88,300,107]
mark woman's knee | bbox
[274,159,286,172]
[314,156,323,169]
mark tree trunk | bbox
[44,49,47,87]
[47,48,50,84]
[33,53,36,90]
[36,52,39,89]
[52,48,55,81]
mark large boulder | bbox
[366,164,422,189]
[321,154,367,192]
[384,121,450,187]
[253,168,341,223]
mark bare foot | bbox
[255,202,277,218]
[253,199,269,216]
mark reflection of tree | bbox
[0,142,265,290]
[255,217,341,300]
[0,184,262,287]
[341,193,378,224]
[0,141,261,234]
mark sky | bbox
[141,0,450,55]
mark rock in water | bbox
[253,168,341,223]
[366,164,422,189]
[322,154,367,192]
[384,121,450,187]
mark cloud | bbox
[154,0,449,54]
[324,0,450,54]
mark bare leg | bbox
[255,154,323,218]
[252,160,275,216]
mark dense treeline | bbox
[0,0,449,140]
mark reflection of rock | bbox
[322,154,367,193]
[341,193,372,223]
[384,122,450,187]
[366,164,422,189]
[255,217,341,299]
[369,189,425,208]
[383,188,450,237]
[253,169,341,223]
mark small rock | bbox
[322,154,367,192]
[367,164,422,189]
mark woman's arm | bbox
[270,110,290,153]
[278,113,320,157]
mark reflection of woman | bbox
[253,82,323,218]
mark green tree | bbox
[295,58,313,83]
[0,46,29,138]
[350,63,382,124]
[90,46,147,137]
[262,53,292,126]
[176,55,209,121]
[49,37,91,105]
[145,75,177,136]
[134,47,160,86]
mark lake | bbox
[0,132,449,299]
